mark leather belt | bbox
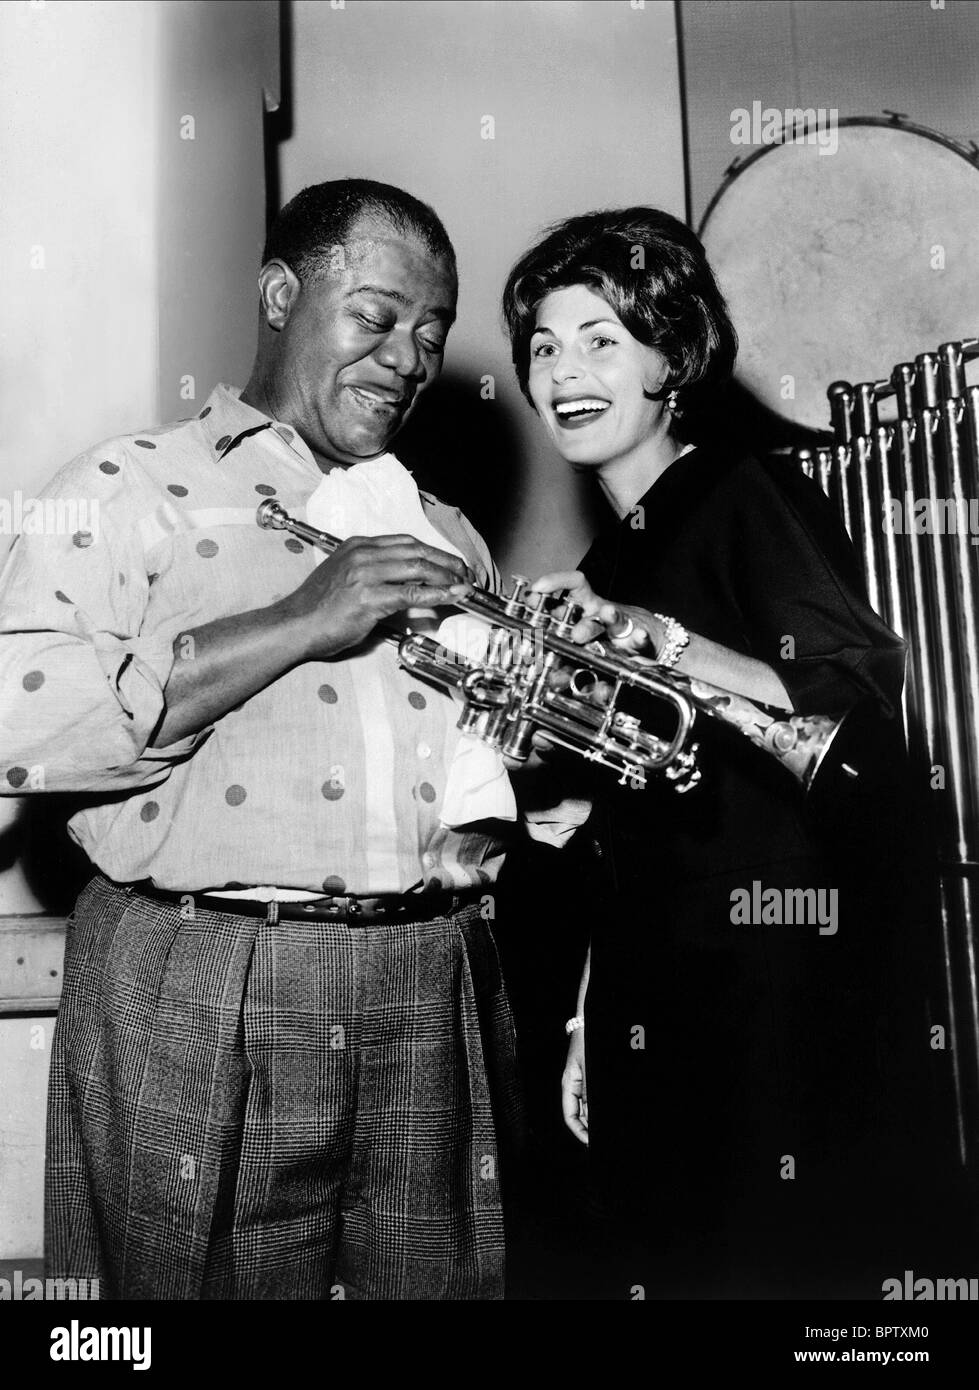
[133,882,484,925]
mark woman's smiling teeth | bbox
[553,397,611,426]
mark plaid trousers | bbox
[45,874,523,1300]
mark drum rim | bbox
[697,114,979,238]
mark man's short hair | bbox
[263,179,456,282]
[502,206,737,425]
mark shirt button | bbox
[417,742,432,759]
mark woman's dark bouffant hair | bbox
[502,207,737,434]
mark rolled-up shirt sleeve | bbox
[524,795,593,847]
[0,451,208,794]
[513,754,593,847]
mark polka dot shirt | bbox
[0,385,507,894]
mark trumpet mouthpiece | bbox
[256,499,287,529]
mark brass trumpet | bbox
[256,499,858,796]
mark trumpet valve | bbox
[500,716,537,761]
[486,627,511,667]
[524,589,549,625]
[612,711,642,745]
[548,593,579,634]
[504,575,534,620]
[568,667,598,700]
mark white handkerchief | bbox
[305,452,448,629]
[435,614,518,827]
[304,455,516,828]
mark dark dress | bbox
[573,443,933,1298]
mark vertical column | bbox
[156,0,280,422]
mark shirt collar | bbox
[196,384,315,469]
[195,385,410,480]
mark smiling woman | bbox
[505,207,736,444]
[528,285,673,462]
[505,213,790,711]
[501,207,928,1299]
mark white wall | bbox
[0,0,160,518]
[0,0,278,1258]
[0,0,278,919]
[279,0,686,579]
[0,0,162,921]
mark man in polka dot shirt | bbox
[0,180,547,1300]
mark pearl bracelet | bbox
[565,1015,585,1035]
[652,613,690,669]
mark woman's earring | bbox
[666,388,682,417]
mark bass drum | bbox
[699,116,979,434]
